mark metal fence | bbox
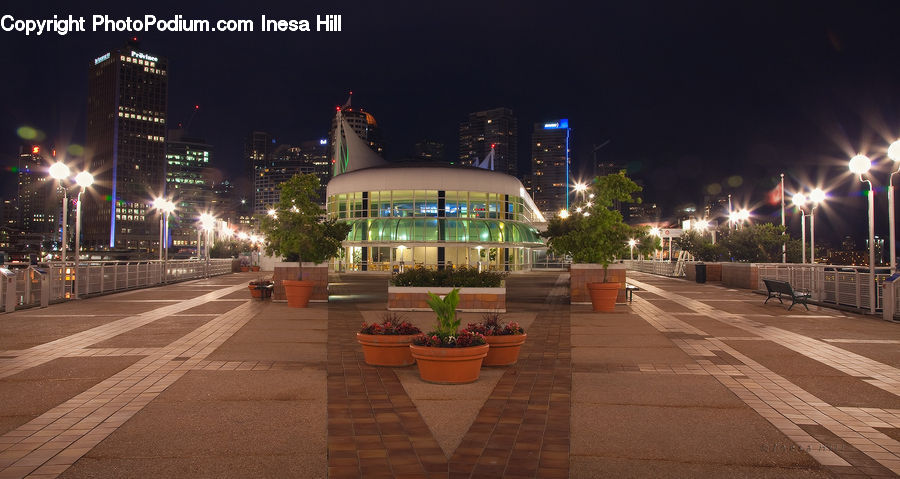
[0,259,233,313]
[755,263,891,313]
[622,259,680,277]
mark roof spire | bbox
[342,89,352,109]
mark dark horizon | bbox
[3,1,900,248]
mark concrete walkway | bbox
[0,271,896,478]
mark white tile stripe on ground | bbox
[628,277,900,474]
[629,277,900,396]
[0,300,257,478]
[0,283,248,380]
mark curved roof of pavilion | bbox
[327,163,528,197]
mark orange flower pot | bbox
[587,282,619,312]
[251,266,260,272]
[240,267,250,272]
[410,344,489,384]
[482,333,527,366]
[356,333,418,366]
[283,279,314,308]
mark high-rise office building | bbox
[1,199,18,229]
[245,131,275,210]
[166,131,213,249]
[530,119,571,218]
[414,140,446,163]
[254,142,327,213]
[17,145,59,239]
[83,39,168,250]
[459,108,518,177]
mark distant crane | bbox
[177,104,201,131]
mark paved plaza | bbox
[0,271,898,478]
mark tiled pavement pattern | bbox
[628,273,900,477]
[0,283,247,380]
[0,300,255,477]
[0,269,897,478]
[326,273,571,478]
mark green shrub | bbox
[390,266,507,287]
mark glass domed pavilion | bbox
[325,108,545,271]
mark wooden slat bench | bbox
[763,279,811,311]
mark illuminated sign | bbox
[130,51,158,62]
[94,52,110,65]
[32,146,40,154]
[319,139,327,145]
[543,119,569,130]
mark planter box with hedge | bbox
[388,267,507,312]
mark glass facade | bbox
[327,189,544,271]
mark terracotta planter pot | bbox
[251,266,260,272]
[283,279,314,308]
[482,333,527,366]
[356,333,418,366]
[410,344,489,384]
[587,282,619,312]
[248,285,262,298]
[240,267,249,272]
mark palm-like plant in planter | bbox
[542,171,643,312]
[259,174,351,308]
[410,288,489,384]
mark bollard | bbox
[882,273,899,321]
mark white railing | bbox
[755,263,890,313]
[0,259,233,313]
[623,259,680,277]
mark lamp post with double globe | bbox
[849,154,876,314]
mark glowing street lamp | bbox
[628,238,637,260]
[48,162,71,262]
[849,154,876,314]
[649,227,661,260]
[73,171,93,299]
[888,140,900,272]
[558,209,570,219]
[792,193,808,264]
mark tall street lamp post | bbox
[628,239,636,260]
[48,162,71,262]
[792,193,808,264]
[199,213,215,278]
[887,140,900,272]
[153,198,175,283]
[73,171,93,299]
[849,154,876,314]
[809,188,826,265]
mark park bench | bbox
[625,284,639,303]
[763,279,810,311]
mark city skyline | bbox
[3,2,900,248]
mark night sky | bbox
[3,1,900,248]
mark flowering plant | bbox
[412,288,486,347]
[360,312,422,335]
[466,312,524,336]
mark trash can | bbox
[695,263,707,284]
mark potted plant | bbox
[239,256,251,272]
[356,312,423,366]
[466,312,526,366]
[259,174,351,308]
[410,288,489,384]
[543,171,643,312]
[248,278,274,299]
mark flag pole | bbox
[781,173,786,263]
